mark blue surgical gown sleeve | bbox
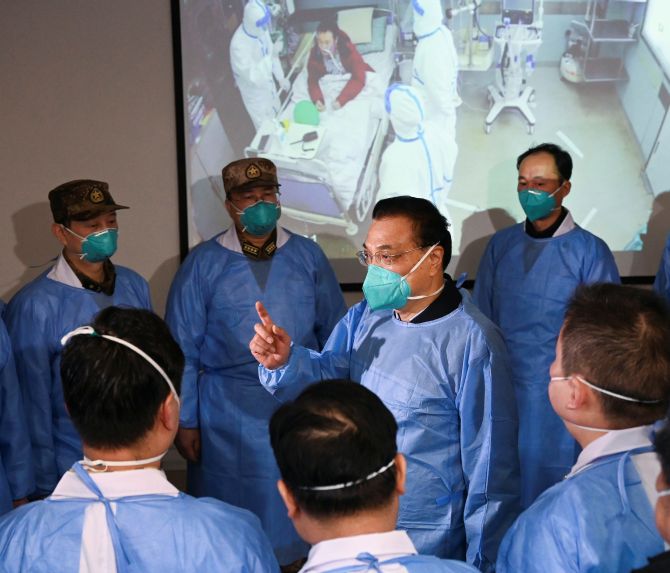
[582,237,620,284]
[259,302,366,402]
[0,319,34,501]
[457,322,520,571]
[165,251,210,429]
[311,247,347,348]
[653,234,670,301]
[472,241,496,320]
[4,299,59,494]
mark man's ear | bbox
[395,453,407,496]
[565,375,591,411]
[277,479,300,519]
[158,393,180,432]
[429,246,444,276]
[52,223,68,246]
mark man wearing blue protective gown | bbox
[473,143,620,509]
[654,233,670,301]
[0,302,34,514]
[0,306,279,573]
[166,158,346,565]
[4,180,151,496]
[270,380,480,573]
[251,197,520,572]
[497,284,669,573]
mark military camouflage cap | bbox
[222,158,281,195]
[49,179,129,224]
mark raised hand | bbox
[249,301,292,370]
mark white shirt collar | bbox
[216,226,290,253]
[46,252,84,289]
[300,530,417,573]
[51,467,180,500]
[566,424,654,479]
[524,210,576,238]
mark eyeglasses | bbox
[356,246,427,267]
[229,189,280,209]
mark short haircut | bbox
[516,142,573,182]
[61,307,185,449]
[654,419,670,483]
[269,380,398,518]
[316,16,340,36]
[372,195,452,270]
[561,284,670,426]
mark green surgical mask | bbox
[362,243,440,311]
[233,200,281,236]
[518,184,563,222]
[64,226,118,262]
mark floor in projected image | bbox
[448,65,653,277]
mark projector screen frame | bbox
[169,0,661,287]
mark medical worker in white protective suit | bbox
[250,196,521,572]
[0,307,279,573]
[230,0,289,130]
[411,0,460,190]
[378,83,451,217]
[497,284,668,573]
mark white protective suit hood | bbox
[412,0,444,38]
[385,83,424,140]
[243,0,271,35]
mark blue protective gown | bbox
[496,446,663,573]
[260,294,521,572]
[654,233,670,301]
[0,463,280,573]
[473,219,620,508]
[0,304,34,514]
[165,229,346,564]
[4,263,152,495]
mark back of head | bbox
[372,195,451,270]
[61,307,185,449]
[412,0,444,36]
[243,0,270,32]
[269,380,398,518]
[516,142,573,182]
[561,284,670,426]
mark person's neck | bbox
[238,227,273,248]
[396,275,445,322]
[302,506,398,546]
[564,414,613,449]
[82,444,164,472]
[530,207,562,234]
[64,249,106,283]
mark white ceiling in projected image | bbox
[181,0,670,280]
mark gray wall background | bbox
[0,1,180,315]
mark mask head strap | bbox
[299,458,395,492]
[61,326,180,405]
[551,375,661,405]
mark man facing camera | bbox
[497,284,669,573]
[0,307,279,572]
[474,143,620,508]
[5,179,152,497]
[270,379,478,572]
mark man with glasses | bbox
[473,143,620,509]
[165,157,345,566]
[250,196,520,572]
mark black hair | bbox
[316,16,340,35]
[269,380,398,518]
[372,195,452,270]
[61,307,184,449]
[562,284,670,427]
[312,16,350,59]
[516,142,573,182]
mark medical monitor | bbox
[174,0,669,284]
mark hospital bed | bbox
[245,4,399,236]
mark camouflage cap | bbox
[222,158,281,195]
[49,179,129,224]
